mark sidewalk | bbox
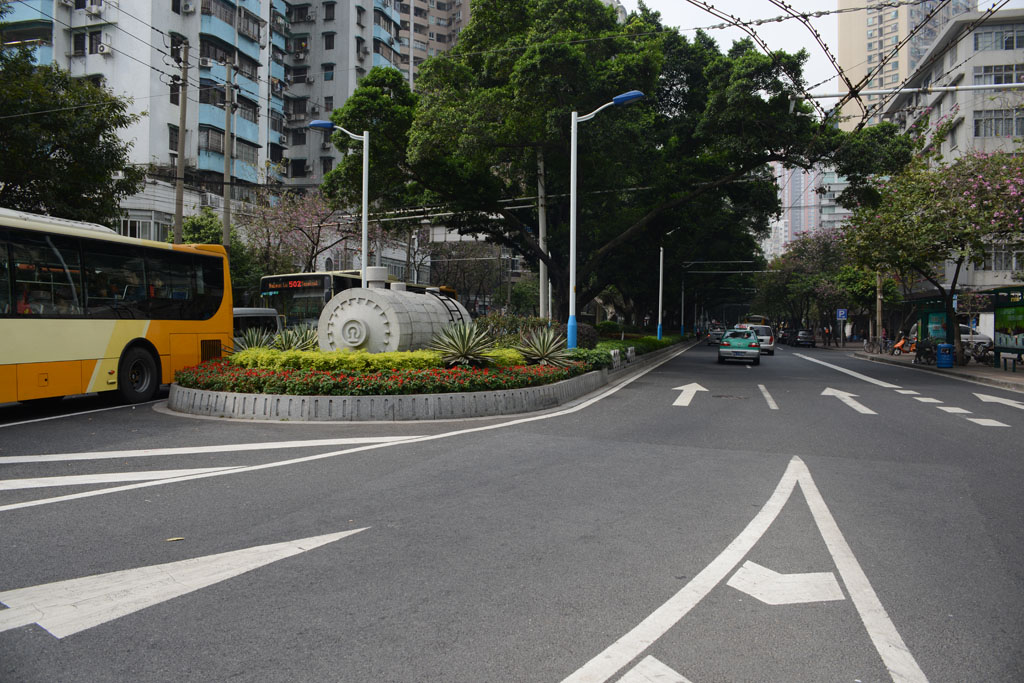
[812,340,1024,393]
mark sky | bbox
[619,0,1024,105]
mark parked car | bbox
[747,324,775,355]
[717,329,761,365]
[791,329,816,347]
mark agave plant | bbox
[227,326,277,354]
[430,322,495,367]
[274,324,319,351]
[516,327,572,367]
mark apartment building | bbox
[837,0,975,130]
[881,8,1024,290]
[761,163,851,259]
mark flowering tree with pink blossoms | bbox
[844,151,1024,357]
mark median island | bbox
[169,318,685,420]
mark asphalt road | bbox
[2,343,1022,682]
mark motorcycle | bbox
[912,338,936,365]
[967,340,993,365]
[891,335,913,356]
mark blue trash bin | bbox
[936,343,953,368]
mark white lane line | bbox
[0,346,693,513]
[0,401,162,429]
[966,418,1010,427]
[560,457,925,683]
[618,656,693,683]
[1,437,423,465]
[937,407,972,414]
[758,384,779,410]
[0,468,241,490]
[895,390,919,395]
[913,397,943,404]
[793,354,901,389]
[0,528,367,639]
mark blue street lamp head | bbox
[612,90,645,106]
[308,119,335,130]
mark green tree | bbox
[844,151,1024,356]
[174,208,259,305]
[0,43,145,223]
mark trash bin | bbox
[936,343,953,368]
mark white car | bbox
[747,324,775,355]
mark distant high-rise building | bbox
[837,0,975,130]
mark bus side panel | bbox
[17,361,82,401]
[84,358,120,393]
[0,366,17,403]
[170,334,199,378]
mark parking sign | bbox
[836,308,848,320]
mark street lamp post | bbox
[309,119,369,287]
[657,246,664,340]
[567,89,644,349]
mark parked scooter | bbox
[891,334,913,356]
[912,338,936,365]
[967,340,993,365]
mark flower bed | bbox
[175,360,587,396]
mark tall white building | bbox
[837,0,975,129]
[881,8,1024,290]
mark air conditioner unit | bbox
[321,142,332,150]
[294,51,307,61]
[310,106,319,114]
[200,192,222,208]
[85,3,102,17]
[199,57,214,67]
[182,2,196,13]
[305,75,314,84]
[359,46,370,56]
[279,133,288,144]
[60,0,73,6]
[96,42,113,55]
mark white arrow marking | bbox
[618,656,694,683]
[0,468,241,490]
[672,383,708,407]
[561,457,925,683]
[974,393,1024,411]
[0,528,367,639]
[727,561,844,605]
[821,387,877,415]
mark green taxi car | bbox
[717,328,761,365]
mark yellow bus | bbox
[1,207,232,404]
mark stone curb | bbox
[853,351,1024,393]
[167,341,694,422]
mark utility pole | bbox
[222,60,233,254]
[173,41,189,244]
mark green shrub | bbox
[516,327,572,367]
[484,348,526,367]
[274,325,318,351]
[553,322,598,349]
[228,327,276,354]
[474,313,549,348]
[430,322,495,367]
[566,347,614,369]
[230,348,444,372]
[595,320,622,335]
